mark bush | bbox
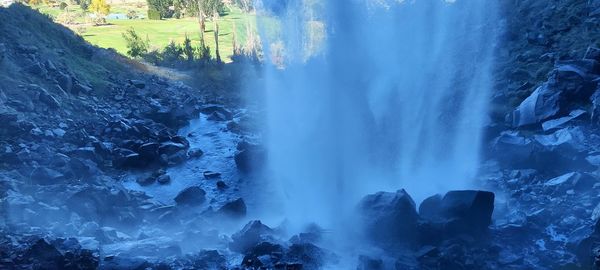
[88,0,110,15]
[56,11,76,24]
[126,9,137,19]
[147,8,161,20]
[77,0,90,10]
[122,27,148,58]
[182,35,194,61]
[59,2,67,9]
[196,43,210,62]
[162,41,183,63]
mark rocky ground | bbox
[2,1,600,270]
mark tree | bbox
[181,0,223,61]
[122,27,148,58]
[88,0,110,15]
[146,0,174,19]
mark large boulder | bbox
[418,190,495,241]
[230,220,275,253]
[174,186,206,206]
[358,189,419,247]
[217,198,247,219]
[512,83,562,127]
[234,142,266,173]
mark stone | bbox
[230,220,275,253]
[188,148,203,158]
[427,190,495,235]
[544,172,597,191]
[533,127,586,152]
[217,198,247,218]
[156,174,170,184]
[216,181,227,189]
[512,84,561,127]
[136,175,156,186]
[200,105,233,121]
[357,255,384,270]
[541,109,587,131]
[174,186,206,206]
[418,194,443,219]
[73,82,93,95]
[158,141,187,156]
[203,171,221,179]
[492,131,536,167]
[129,79,146,89]
[56,72,73,94]
[592,89,600,125]
[358,189,419,246]
[113,148,144,168]
[235,143,266,173]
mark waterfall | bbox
[258,0,498,230]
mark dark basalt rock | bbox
[217,198,247,218]
[30,166,65,185]
[230,220,275,253]
[419,190,495,240]
[174,186,206,206]
[358,189,419,247]
[234,142,266,174]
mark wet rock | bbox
[357,255,384,270]
[285,243,327,270]
[203,171,221,179]
[136,175,156,186]
[156,174,170,184]
[188,148,203,158]
[230,220,275,253]
[113,148,144,168]
[73,81,93,95]
[358,189,419,246]
[158,141,187,156]
[174,186,206,206]
[100,256,152,270]
[217,198,247,218]
[419,190,495,238]
[188,250,227,269]
[200,105,233,121]
[138,142,159,161]
[533,127,586,152]
[235,142,266,173]
[216,180,227,189]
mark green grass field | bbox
[36,3,258,62]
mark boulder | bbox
[358,189,419,246]
[230,220,275,253]
[541,109,586,131]
[25,239,65,269]
[491,131,536,168]
[544,172,597,192]
[174,186,206,206]
[419,190,495,238]
[235,142,266,173]
[158,141,187,156]
[113,148,144,168]
[203,171,221,179]
[56,72,73,94]
[129,79,146,89]
[217,198,247,218]
[584,46,600,62]
[512,84,561,127]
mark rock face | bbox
[358,189,419,246]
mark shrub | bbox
[196,43,210,62]
[126,9,137,19]
[182,35,194,61]
[56,11,76,24]
[122,27,149,58]
[147,8,161,20]
[59,2,67,9]
[162,41,183,63]
[78,0,90,10]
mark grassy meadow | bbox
[35,2,258,62]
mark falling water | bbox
[258,0,498,230]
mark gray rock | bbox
[512,84,561,127]
[541,109,586,131]
[30,167,65,185]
